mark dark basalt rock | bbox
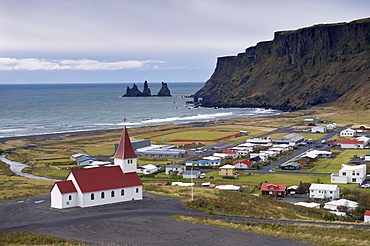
[157,82,172,97]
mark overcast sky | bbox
[1,0,369,84]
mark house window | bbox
[69,195,72,201]
[101,192,105,199]
[91,193,95,200]
[136,188,139,193]
[111,191,115,197]
[121,189,125,196]
[330,191,333,194]
[342,172,346,176]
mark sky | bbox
[0,0,369,84]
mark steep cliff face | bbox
[195,18,370,111]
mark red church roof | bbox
[114,126,137,159]
[52,180,77,194]
[365,210,370,216]
[69,166,142,193]
[260,183,287,192]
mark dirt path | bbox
[0,194,308,246]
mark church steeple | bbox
[114,126,137,173]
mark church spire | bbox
[114,126,137,160]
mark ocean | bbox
[0,82,282,138]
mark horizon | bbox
[1,0,369,84]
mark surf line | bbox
[0,154,61,181]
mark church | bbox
[50,127,143,209]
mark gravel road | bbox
[0,193,308,246]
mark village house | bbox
[260,183,287,197]
[280,162,301,170]
[50,127,143,209]
[311,125,327,133]
[323,199,358,211]
[331,164,367,184]
[340,128,357,137]
[233,160,253,169]
[336,138,368,149]
[309,183,340,200]
[70,153,89,161]
[294,157,312,166]
[136,164,160,174]
[359,125,370,131]
[364,210,370,223]
[219,164,236,176]
[365,151,370,161]
[245,138,273,146]
[182,170,201,179]
[165,164,186,175]
[249,153,268,162]
[294,202,321,209]
[221,150,239,158]
[76,156,97,166]
[326,123,337,130]
[304,117,321,123]
[273,133,305,145]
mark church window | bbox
[121,189,125,196]
[136,188,139,193]
[111,191,115,197]
[69,195,72,201]
[101,192,105,199]
[91,193,95,200]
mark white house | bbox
[249,153,268,162]
[364,210,370,223]
[323,199,358,211]
[182,170,201,179]
[311,126,327,133]
[215,185,241,191]
[309,183,340,200]
[137,164,159,174]
[294,202,320,209]
[365,151,370,161]
[51,127,143,209]
[336,138,369,149]
[340,128,357,137]
[233,160,253,169]
[331,164,367,184]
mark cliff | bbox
[195,17,370,111]
[157,82,172,96]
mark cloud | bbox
[0,58,165,71]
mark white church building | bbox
[51,127,143,209]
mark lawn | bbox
[144,128,241,142]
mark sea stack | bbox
[122,81,152,97]
[157,82,172,97]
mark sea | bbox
[0,82,282,138]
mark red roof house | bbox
[233,160,253,169]
[51,126,143,209]
[364,210,370,223]
[260,183,287,197]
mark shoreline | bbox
[0,109,305,144]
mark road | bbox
[0,194,310,246]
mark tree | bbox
[296,181,307,194]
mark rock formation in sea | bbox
[122,81,171,97]
[195,17,370,111]
[157,82,172,97]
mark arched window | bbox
[111,190,115,197]
[69,195,72,201]
[101,192,105,199]
[121,189,125,196]
[91,193,95,200]
[136,188,139,193]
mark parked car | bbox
[361,184,370,189]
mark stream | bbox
[0,154,61,181]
